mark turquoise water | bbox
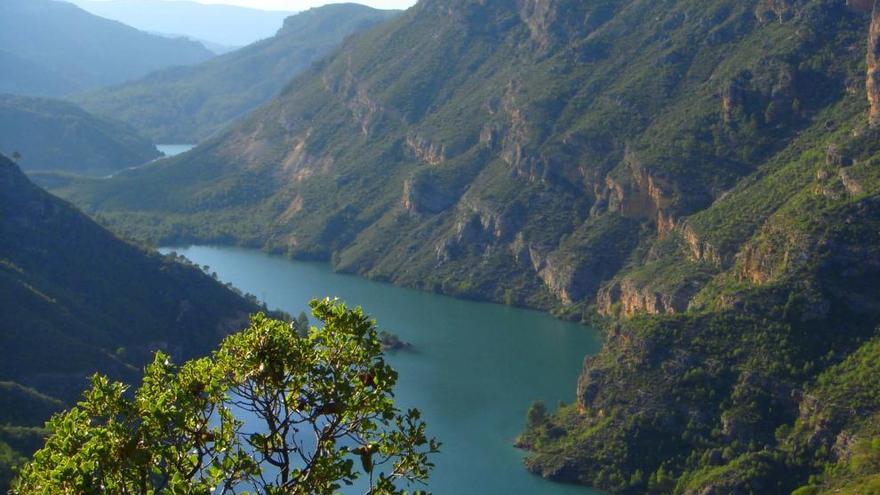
[160,245,602,495]
[156,144,196,157]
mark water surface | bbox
[156,144,196,157]
[161,245,602,495]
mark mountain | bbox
[73,4,399,142]
[0,95,160,176]
[0,153,262,489]
[0,51,77,98]
[67,0,295,48]
[48,0,880,493]
[0,0,214,97]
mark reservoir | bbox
[156,144,196,157]
[161,245,602,495]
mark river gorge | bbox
[161,245,602,494]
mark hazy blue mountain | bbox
[0,51,76,97]
[0,95,160,176]
[0,0,214,97]
[75,4,399,142]
[67,0,295,47]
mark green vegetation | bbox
[0,154,263,490]
[44,0,880,493]
[50,0,867,314]
[0,94,159,176]
[0,0,212,97]
[12,302,439,495]
[74,4,399,142]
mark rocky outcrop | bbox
[322,58,386,136]
[536,256,589,305]
[434,198,524,261]
[597,279,694,317]
[683,224,722,266]
[518,0,556,51]
[869,0,880,125]
[494,82,546,181]
[405,134,446,165]
[278,135,334,182]
[600,157,678,237]
[401,173,457,214]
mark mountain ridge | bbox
[0,0,214,97]
[0,94,160,176]
[73,4,400,142]
[67,0,295,47]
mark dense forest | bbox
[0,154,263,489]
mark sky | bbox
[170,0,418,10]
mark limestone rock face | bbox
[518,0,556,51]
[597,279,694,317]
[869,0,880,125]
[405,134,446,165]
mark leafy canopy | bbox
[11,298,439,494]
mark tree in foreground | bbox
[12,298,439,494]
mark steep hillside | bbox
[0,95,160,176]
[53,0,872,311]
[0,0,213,97]
[49,0,880,492]
[0,154,261,489]
[67,0,294,48]
[74,4,399,142]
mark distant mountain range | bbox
[74,4,399,142]
[0,0,214,97]
[0,154,262,490]
[51,0,880,493]
[67,0,295,48]
[0,95,160,176]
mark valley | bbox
[160,245,602,495]
[1,0,880,493]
